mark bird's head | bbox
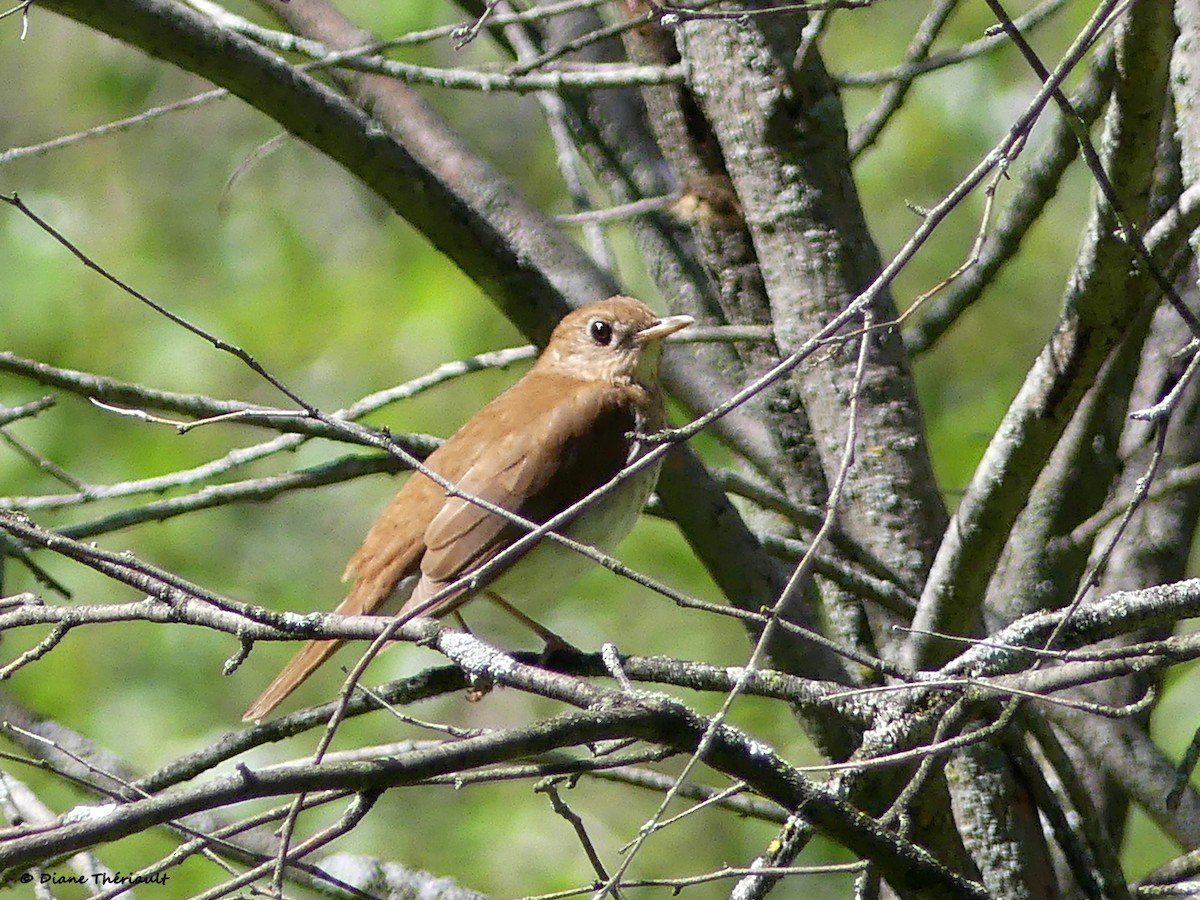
[536,296,693,386]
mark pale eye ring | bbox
[589,319,613,346]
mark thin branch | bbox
[483,862,869,900]
[2,345,534,510]
[586,767,787,824]
[0,89,230,165]
[905,32,1200,669]
[539,784,612,888]
[0,0,32,40]
[0,695,991,898]
[0,427,90,493]
[611,308,875,897]
[904,40,1116,354]
[0,194,317,414]
[0,396,56,427]
[187,0,686,93]
[1020,713,1131,899]
[835,0,1067,88]
[984,0,1200,338]
[0,622,68,679]
[53,455,403,540]
[498,0,612,269]
[849,0,961,158]
[191,791,379,900]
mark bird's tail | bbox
[242,638,343,722]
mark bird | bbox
[243,296,692,721]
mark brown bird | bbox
[243,296,692,721]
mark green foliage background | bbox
[0,1,1188,896]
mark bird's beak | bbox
[634,314,694,345]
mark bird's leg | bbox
[452,610,474,635]
[483,591,580,657]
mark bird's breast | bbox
[486,454,662,607]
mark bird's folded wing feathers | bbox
[399,382,636,618]
[337,469,442,616]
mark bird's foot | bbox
[464,672,494,702]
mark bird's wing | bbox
[242,376,638,722]
[338,470,444,614]
[242,435,465,723]
[398,378,636,618]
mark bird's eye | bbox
[589,319,613,346]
